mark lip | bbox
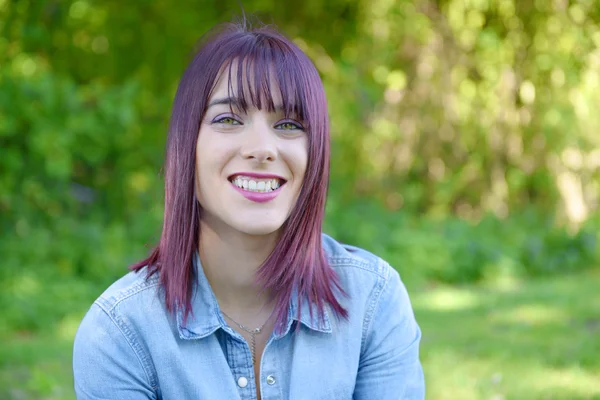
[227,172,287,204]
[230,181,284,203]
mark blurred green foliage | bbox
[2,0,600,327]
[325,199,598,284]
[1,0,600,397]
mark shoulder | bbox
[73,268,161,396]
[321,232,396,280]
[320,233,419,350]
[323,238,425,397]
[75,267,163,346]
[92,267,162,314]
[321,232,410,321]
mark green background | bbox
[1,0,599,398]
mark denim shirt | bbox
[73,234,425,399]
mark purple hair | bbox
[131,20,348,333]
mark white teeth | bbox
[230,176,284,193]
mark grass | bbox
[0,270,599,399]
[414,269,600,399]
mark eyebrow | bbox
[207,97,242,108]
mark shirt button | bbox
[237,377,248,388]
[266,375,276,385]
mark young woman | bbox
[73,19,425,400]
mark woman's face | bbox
[195,66,308,237]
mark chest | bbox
[153,324,361,400]
[235,326,271,400]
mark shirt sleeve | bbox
[353,263,425,399]
[73,303,157,400]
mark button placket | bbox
[226,332,255,396]
[260,335,281,397]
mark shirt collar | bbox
[176,253,222,340]
[177,253,332,340]
[282,287,332,336]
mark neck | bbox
[198,216,277,314]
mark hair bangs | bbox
[219,37,309,127]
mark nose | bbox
[239,120,277,163]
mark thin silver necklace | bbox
[221,308,275,365]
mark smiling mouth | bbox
[228,175,287,193]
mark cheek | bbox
[282,141,308,193]
[196,134,235,176]
[297,139,309,178]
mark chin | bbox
[233,220,286,237]
[238,225,283,237]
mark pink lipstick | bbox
[228,172,286,204]
[230,183,283,203]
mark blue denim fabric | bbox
[73,234,425,399]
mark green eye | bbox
[213,115,242,125]
[219,117,237,124]
[276,121,303,131]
